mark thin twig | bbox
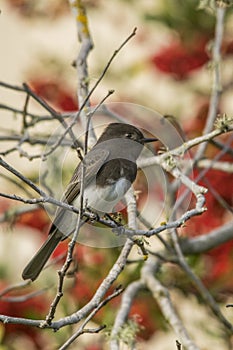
[84,89,114,154]
[1,289,47,303]
[56,26,138,153]
[69,0,95,145]
[138,121,233,169]
[0,281,32,297]
[0,241,133,330]
[59,287,123,350]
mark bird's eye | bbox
[125,133,133,139]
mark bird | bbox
[22,123,157,281]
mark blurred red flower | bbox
[0,283,49,348]
[16,208,50,233]
[29,79,78,112]
[69,270,95,302]
[204,240,233,286]
[150,38,209,80]
[84,345,103,350]
[129,296,159,340]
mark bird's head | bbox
[97,123,157,145]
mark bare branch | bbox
[142,258,200,350]
[0,289,47,303]
[194,5,226,160]
[0,157,46,197]
[138,119,233,169]
[0,242,132,331]
[171,227,233,332]
[69,0,96,146]
[197,159,233,173]
[181,221,233,254]
[110,281,144,350]
[0,281,32,297]
[59,287,123,350]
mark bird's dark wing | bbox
[64,148,109,204]
[48,148,109,236]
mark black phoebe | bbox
[22,123,157,281]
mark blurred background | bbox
[0,0,233,349]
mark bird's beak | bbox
[141,137,158,143]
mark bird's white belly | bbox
[73,177,131,214]
[56,178,130,237]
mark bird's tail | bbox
[22,231,62,281]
